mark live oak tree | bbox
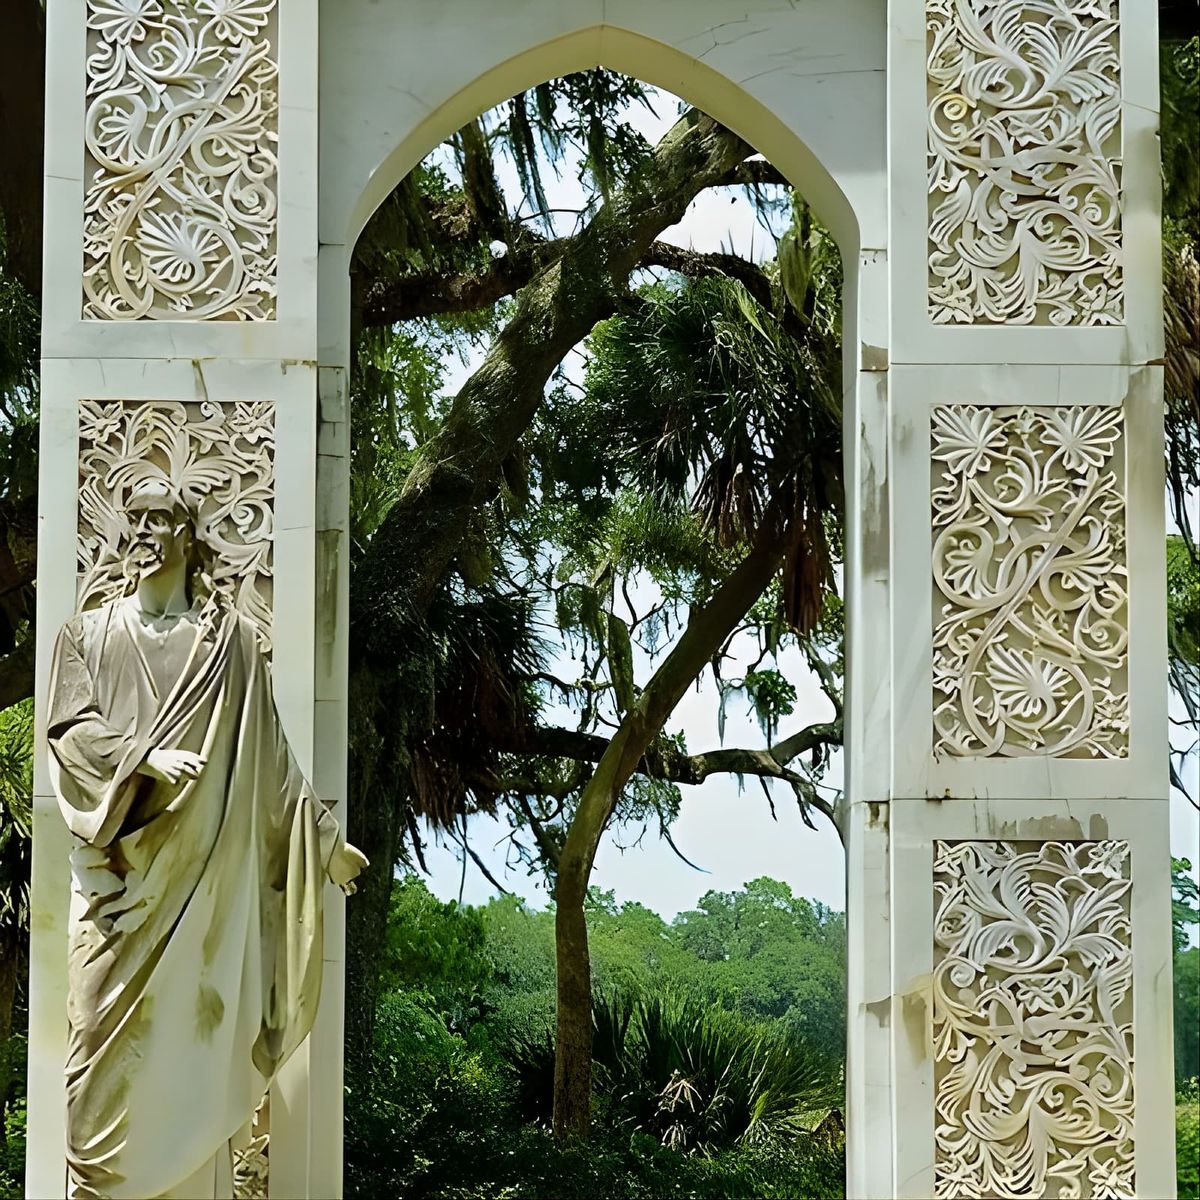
[345,87,845,1135]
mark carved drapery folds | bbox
[931,404,1128,758]
[83,0,279,320]
[933,840,1135,1199]
[78,400,275,647]
[926,0,1123,325]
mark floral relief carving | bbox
[933,840,1134,1198]
[932,404,1127,758]
[232,1095,269,1199]
[83,0,279,320]
[78,400,275,648]
[927,0,1123,325]
[232,1136,268,1199]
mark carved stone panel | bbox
[926,0,1123,325]
[933,840,1134,1199]
[83,0,279,320]
[78,400,275,648]
[931,404,1128,759]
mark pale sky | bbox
[414,86,1200,920]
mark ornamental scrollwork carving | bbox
[933,840,1134,1199]
[78,400,275,648]
[932,404,1128,758]
[232,1095,269,1199]
[83,0,279,321]
[927,0,1123,325]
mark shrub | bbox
[347,985,846,1199]
[0,1097,25,1200]
[505,988,841,1152]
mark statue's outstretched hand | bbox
[141,748,206,785]
[327,841,368,894]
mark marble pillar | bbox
[30,2,343,1195]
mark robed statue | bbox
[47,479,368,1198]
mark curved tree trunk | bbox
[347,112,757,1060]
[552,510,791,1139]
[343,666,402,1066]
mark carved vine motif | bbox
[78,400,275,648]
[933,840,1134,1199]
[83,0,279,320]
[927,0,1123,325]
[931,404,1128,758]
[232,1095,269,1199]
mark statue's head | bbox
[124,479,195,585]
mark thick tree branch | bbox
[356,155,789,329]
[360,236,780,327]
[361,237,564,326]
[639,243,775,311]
[354,112,756,643]
[0,641,34,712]
[713,160,791,189]
[509,719,840,818]
[553,500,795,1137]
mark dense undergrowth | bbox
[345,878,848,1198]
[345,992,844,1199]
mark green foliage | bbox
[1162,37,1200,234]
[0,1097,24,1198]
[1179,1083,1200,1200]
[504,71,655,217]
[1178,948,1200,1084]
[1173,860,1200,1084]
[581,273,839,551]
[350,907,849,1200]
[350,327,446,551]
[0,217,38,430]
[1169,537,1200,670]
[345,990,514,1197]
[0,702,31,938]
[506,989,839,1151]
[379,878,492,1032]
[674,878,846,1060]
[1171,859,1200,1084]
[1175,858,1200,955]
[732,668,798,742]
[348,1054,843,1200]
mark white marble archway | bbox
[29,2,1174,1197]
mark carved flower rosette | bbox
[78,400,275,649]
[926,0,1123,325]
[931,404,1128,759]
[83,0,279,320]
[933,840,1134,1198]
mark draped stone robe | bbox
[47,597,340,1198]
